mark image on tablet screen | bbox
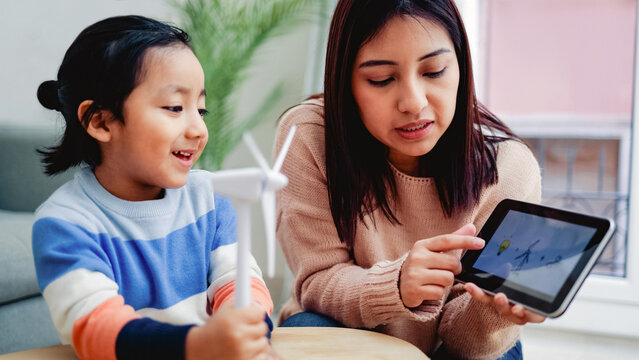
[473,210,597,301]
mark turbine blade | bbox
[243,132,270,172]
[272,125,297,172]
[261,191,276,277]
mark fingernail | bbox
[474,238,485,247]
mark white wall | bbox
[0,0,324,310]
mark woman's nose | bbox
[397,78,428,115]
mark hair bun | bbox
[37,80,62,111]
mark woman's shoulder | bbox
[492,139,542,201]
[274,97,328,177]
[495,139,538,172]
[278,97,325,130]
[276,97,327,156]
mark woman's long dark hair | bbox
[324,0,519,247]
[37,15,191,175]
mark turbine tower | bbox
[208,126,296,308]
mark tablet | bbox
[456,198,615,318]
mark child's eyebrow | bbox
[160,85,206,96]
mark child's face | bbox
[97,46,208,201]
[351,15,460,176]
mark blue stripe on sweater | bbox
[33,205,236,311]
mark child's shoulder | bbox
[36,170,88,216]
[180,169,225,212]
[35,167,102,227]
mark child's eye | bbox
[424,67,446,79]
[368,77,394,87]
[163,106,183,113]
[198,109,209,117]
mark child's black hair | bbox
[37,15,191,175]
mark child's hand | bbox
[465,282,546,325]
[399,224,485,307]
[186,301,272,360]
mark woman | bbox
[274,0,544,358]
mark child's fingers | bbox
[243,334,270,359]
[232,304,268,324]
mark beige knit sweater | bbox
[274,99,542,360]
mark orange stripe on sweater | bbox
[72,296,140,360]
[211,278,274,314]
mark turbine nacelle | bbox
[208,168,288,202]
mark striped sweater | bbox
[32,166,272,360]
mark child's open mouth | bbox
[172,151,193,161]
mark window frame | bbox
[456,0,639,337]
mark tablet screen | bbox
[457,199,615,317]
[471,210,597,303]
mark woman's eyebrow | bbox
[358,48,451,68]
[417,48,451,61]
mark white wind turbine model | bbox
[208,125,296,308]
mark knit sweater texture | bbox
[274,99,542,360]
[32,167,271,359]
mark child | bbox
[33,15,274,360]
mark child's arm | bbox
[33,217,194,360]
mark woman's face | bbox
[351,15,460,175]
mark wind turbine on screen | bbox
[208,125,296,308]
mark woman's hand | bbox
[399,224,485,308]
[465,282,546,325]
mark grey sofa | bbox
[0,121,73,354]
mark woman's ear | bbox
[78,100,115,142]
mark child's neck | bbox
[93,166,165,201]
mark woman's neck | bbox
[388,153,420,176]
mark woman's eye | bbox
[198,109,209,117]
[368,78,394,87]
[424,67,446,79]
[163,106,183,113]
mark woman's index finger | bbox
[426,234,485,252]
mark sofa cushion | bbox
[0,210,40,304]
[0,122,73,212]
[0,295,61,354]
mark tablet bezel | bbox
[456,198,615,318]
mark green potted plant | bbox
[175,0,322,170]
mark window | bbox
[457,0,639,336]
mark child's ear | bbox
[78,100,116,142]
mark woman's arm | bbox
[437,140,543,359]
[275,105,430,328]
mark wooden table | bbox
[0,327,428,360]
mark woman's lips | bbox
[396,121,434,140]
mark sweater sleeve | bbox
[33,217,142,360]
[437,140,543,360]
[274,104,420,329]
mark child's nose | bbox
[186,111,208,139]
